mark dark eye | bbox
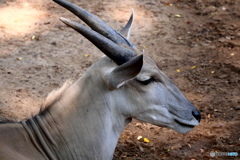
[137,77,156,85]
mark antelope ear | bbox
[104,54,143,90]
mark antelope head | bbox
[53,0,200,133]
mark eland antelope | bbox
[0,0,201,159]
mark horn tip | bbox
[59,17,75,27]
[59,17,69,22]
[131,8,134,14]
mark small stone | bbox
[209,45,216,49]
[139,146,144,152]
[222,6,227,11]
[203,6,217,14]
[51,42,57,46]
[178,36,183,40]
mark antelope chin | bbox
[173,117,199,133]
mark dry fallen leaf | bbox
[143,138,150,143]
[137,136,143,140]
[175,14,181,18]
[188,144,192,148]
[207,114,211,118]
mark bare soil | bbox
[0,0,239,159]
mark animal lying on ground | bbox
[0,0,201,159]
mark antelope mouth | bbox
[174,119,196,128]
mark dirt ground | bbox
[0,0,239,159]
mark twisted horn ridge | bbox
[53,0,135,46]
[53,0,137,64]
[60,17,137,65]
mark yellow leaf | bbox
[191,66,196,69]
[176,69,181,72]
[175,14,181,18]
[84,54,90,57]
[143,138,150,143]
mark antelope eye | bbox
[137,77,156,85]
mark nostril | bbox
[192,110,201,122]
